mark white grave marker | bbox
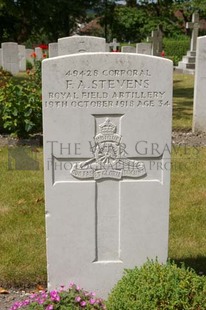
[136,43,152,55]
[193,36,206,132]
[35,47,42,60]
[2,42,19,75]
[49,43,58,58]
[58,35,106,55]
[26,49,34,65]
[0,48,2,67]
[18,45,26,71]
[42,52,173,298]
[121,46,136,53]
[109,38,120,52]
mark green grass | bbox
[0,146,46,287]
[0,73,205,289]
[173,73,194,131]
[169,146,206,273]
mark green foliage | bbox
[163,36,190,65]
[107,260,206,310]
[26,60,34,71]
[0,61,42,138]
[111,7,148,42]
[0,66,12,87]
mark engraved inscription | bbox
[70,118,146,180]
[45,68,170,109]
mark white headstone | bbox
[49,43,58,58]
[193,36,206,132]
[42,52,173,298]
[18,45,26,71]
[26,49,35,65]
[136,43,152,55]
[0,48,2,67]
[109,38,120,52]
[121,46,136,53]
[2,42,19,75]
[58,35,106,56]
[35,47,42,60]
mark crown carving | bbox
[99,118,116,134]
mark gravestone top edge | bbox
[42,52,173,65]
[58,36,106,41]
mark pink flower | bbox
[80,300,87,307]
[75,296,81,302]
[89,298,96,305]
[50,290,60,302]
[46,305,53,310]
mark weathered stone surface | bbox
[18,45,26,71]
[49,43,58,57]
[58,35,106,55]
[193,36,206,132]
[42,52,173,298]
[136,43,152,55]
[121,46,136,53]
[2,42,19,75]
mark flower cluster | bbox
[10,283,106,310]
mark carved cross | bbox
[51,116,163,263]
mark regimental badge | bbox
[70,118,146,180]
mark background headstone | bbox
[136,43,152,55]
[42,52,173,298]
[26,49,35,65]
[49,43,58,58]
[35,47,42,60]
[121,46,136,53]
[2,42,19,75]
[147,29,163,56]
[58,35,106,55]
[108,38,120,52]
[18,45,26,71]
[0,48,2,67]
[193,36,206,132]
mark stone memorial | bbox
[147,29,163,56]
[136,43,152,55]
[26,49,35,65]
[18,45,26,71]
[177,12,204,73]
[58,35,106,56]
[2,42,19,75]
[35,47,42,60]
[193,36,206,132]
[42,52,173,298]
[0,48,2,67]
[49,43,58,58]
[121,46,136,53]
[108,38,120,52]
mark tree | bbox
[111,6,148,42]
[0,0,101,44]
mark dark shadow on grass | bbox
[173,86,193,124]
[170,256,206,275]
[173,87,194,99]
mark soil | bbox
[1,130,206,310]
